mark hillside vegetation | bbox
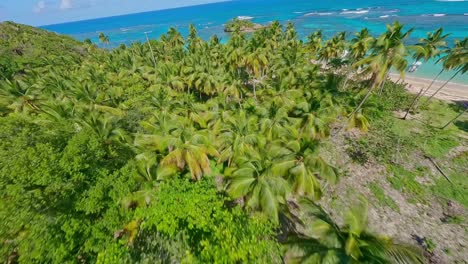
[0,21,88,80]
[0,21,466,263]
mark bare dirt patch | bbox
[320,133,468,263]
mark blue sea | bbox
[42,0,468,83]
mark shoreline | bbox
[389,73,468,103]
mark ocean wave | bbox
[293,11,304,14]
[433,13,447,16]
[305,12,334,16]
[237,16,253,20]
[379,14,397,18]
[435,0,466,2]
[340,10,369,15]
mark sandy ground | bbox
[390,74,468,102]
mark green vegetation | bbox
[1,19,466,263]
[369,183,400,212]
[0,21,88,79]
[224,18,262,32]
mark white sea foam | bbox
[379,15,390,18]
[237,16,253,20]
[436,0,466,2]
[341,10,369,15]
[305,12,334,16]
[433,13,446,16]
[293,11,304,14]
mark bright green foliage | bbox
[135,178,282,263]
[1,19,460,263]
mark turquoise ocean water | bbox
[42,0,468,83]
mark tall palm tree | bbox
[348,22,413,124]
[423,38,467,105]
[403,28,450,117]
[357,22,413,91]
[98,32,110,47]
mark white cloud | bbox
[33,1,46,13]
[60,0,73,10]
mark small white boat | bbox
[407,61,422,73]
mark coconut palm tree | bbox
[135,120,219,181]
[403,28,450,117]
[226,141,292,223]
[348,22,413,125]
[423,38,467,105]
[286,198,425,264]
[98,32,110,47]
[357,22,413,92]
[0,79,42,114]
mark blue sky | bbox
[0,0,226,26]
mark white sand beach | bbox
[390,74,468,102]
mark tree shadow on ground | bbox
[454,120,468,132]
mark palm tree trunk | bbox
[253,82,257,99]
[441,107,467,129]
[340,85,376,132]
[378,71,389,96]
[423,69,461,106]
[144,32,157,67]
[341,64,353,91]
[421,69,443,96]
[403,88,424,120]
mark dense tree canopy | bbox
[1,19,465,263]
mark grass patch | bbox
[432,170,468,207]
[387,165,426,202]
[369,182,399,212]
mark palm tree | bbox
[348,22,412,124]
[135,120,219,181]
[286,198,425,264]
[0,79,42,114]
[423,38,467,105]
[98,32,110,47]
[226,141,292,223]
[403,28,450,117]
[306,30,323,55]
[357,22,413,92]
[282,138,338,198]
[217,110,260,165]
